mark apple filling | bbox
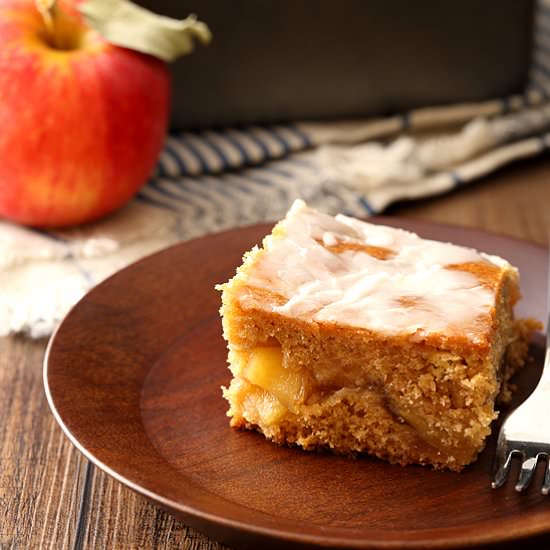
[234,345,489,464]
[241,346,311,420]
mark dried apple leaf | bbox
[79,0,211,62]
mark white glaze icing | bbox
[240,200,514,343]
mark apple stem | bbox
[35,0,60,46]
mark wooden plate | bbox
[44,218,549,550]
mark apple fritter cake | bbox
[217,201,538,471]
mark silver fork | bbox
[491,254,550,494]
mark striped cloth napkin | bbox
[2,0,550,338]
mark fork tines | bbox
[492,441,550,494]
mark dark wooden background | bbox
[2,155,549,549]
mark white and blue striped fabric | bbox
[2,0,550,338]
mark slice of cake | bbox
[217,200,538,471]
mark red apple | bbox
[0,0,170,227]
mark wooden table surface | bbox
[2,155,550,550]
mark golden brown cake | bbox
[217,200,538,471]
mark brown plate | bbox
[44,218,549,550]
